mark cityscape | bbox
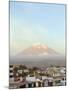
[9,64,66,88]
[9,1,66,88]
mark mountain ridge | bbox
[20,44,58,56]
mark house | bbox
[26,76,43,87]
[60,67,66,74]
[42,76,47,80]
[24,69,29,73]
[18,70,23,74]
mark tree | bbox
[13,66,19,73]
[19,65,27,70]
[32,67,39,71]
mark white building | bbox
[18,70,22,74]
[24,69,29,73]
[26,76,36,82]
[26,76,43,87]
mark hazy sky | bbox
[10,2,65,56]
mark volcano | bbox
[10,44,65,66]
[21,44,58,56]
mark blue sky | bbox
[10,2,65,55]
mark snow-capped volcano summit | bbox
[22,43,57,55]
[32,43,48,49]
